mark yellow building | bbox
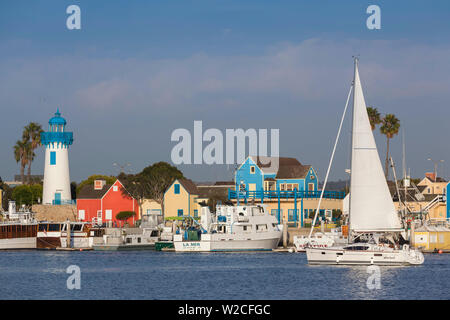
[417,174,447,195]
[141,199,162,216]
[163,178,199,219]
[413,225,450,252]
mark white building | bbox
[41,109,73,205]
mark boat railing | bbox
[228,189,346,200]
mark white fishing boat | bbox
[0,201,38,250]
[306,58,424,265]
[174,204,282,252]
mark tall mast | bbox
[348,56,358,240]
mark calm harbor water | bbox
[0,250,448,300]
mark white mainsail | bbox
[349,60,403,233]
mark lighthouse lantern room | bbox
[41,109,73,205]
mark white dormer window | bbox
[113,186,118,192]
[250,166,255,174]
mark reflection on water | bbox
[0,251,448,300]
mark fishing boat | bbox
[38,221,104,249]
[92,226,160,251]
[0,201,38,250]
[173,204,282,252]
[305,58,424,265]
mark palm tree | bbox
[22,122,43,183]
[380,114,400,178]
[367,107,381,131]
[14,140,32,184]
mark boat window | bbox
[243,225,252,233]
[137,237,141,243]
[126,238,132,244]
[48,224,61,232]
[256,224,268,232]
[71,224,83,231]
[38,224,48,231]
[344,246,369,251]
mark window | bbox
[288,209,298,221]
[177,209,183,217]
[250,166,255,174]
[78,210,85,220]
[113,186,118,192]
[256,224,268,232]
[105,210,112,220]
[97,211,102,219]
[194,210,198,217]
[174,184,180,194]
[50,151,56,165]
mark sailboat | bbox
[306,58,425,265]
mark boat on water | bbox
[92,226,160,251]
[0,201,38,250]
[305,58,424,265]
[92,214,161,251]
[293,228,348,252]
[173,204,282,252]
[37,221,104,249]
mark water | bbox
[0,251,448,300]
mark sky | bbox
[1,0,450,183]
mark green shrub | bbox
[116,211,136,220]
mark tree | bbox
[141,162,184,220]
[206,189,228,211]
[14,140,31,184]
[76,175,117,194]
[118,173,152,221]
[22,122,44,184]
[367,107,381,131]
[11,184,43,207]
[380,114,400,178]
[120,162,184,220]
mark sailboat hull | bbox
[306,245,424,266]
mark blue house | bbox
[234,156,318,194]
[228,156,345,224]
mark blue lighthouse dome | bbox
[41,108,73,146]
[48,109,67,125]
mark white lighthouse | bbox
[41,109,74,205]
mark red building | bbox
[76,179,138,226]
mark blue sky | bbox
[1,1,450,183]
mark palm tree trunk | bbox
[27,162,31,184]
[20,164,25,184]
[385,137,390,179]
